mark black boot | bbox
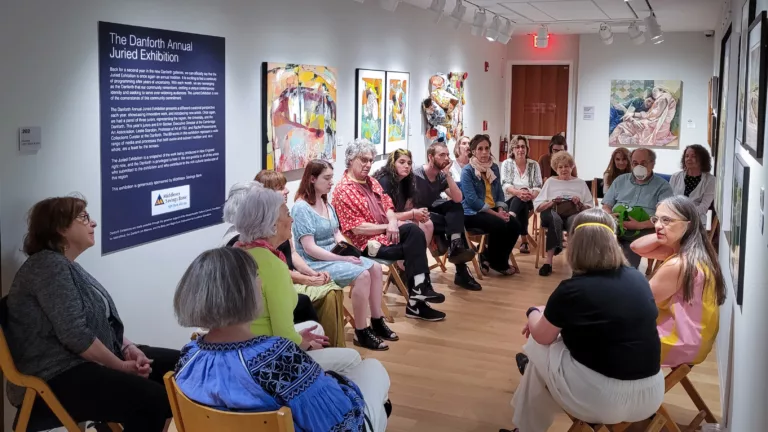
[353,327,389,351]
[371,317,399,341]
[454,264,482,291]
[447,238,475,264]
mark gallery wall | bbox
[0,0,507,347]
[574,32,714,179]
[710,0,768,429]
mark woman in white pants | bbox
[173,247,391,432]
[505,209,664,432]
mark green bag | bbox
[612,204,650,237]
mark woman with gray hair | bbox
[173,247,392,432]
[221,180,260,247]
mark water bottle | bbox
[701,424,726,432]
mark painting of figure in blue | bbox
[609,80,682,148]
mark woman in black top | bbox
[506,208,664,432]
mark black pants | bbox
[539,209,578,252]
[428,200,465,238]
[30,346,179,432]
[364,223,428,288]
[294,293,320,324]
[464,211,521,270]
[506,197,534,235]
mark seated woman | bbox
[669,144,716,225]
[461,134,521,276]
[292,160,396,351]
[630,196,725,368]
[372,148,435,248]
[501,135,543,254]
[509,209,664,432]
[173,247,391,432]
[533,151,593,276]
[603,147,631,194]
[450,136,471,183]
[233,184,362,373]
[6,196,179,431]
[538,134,578,181]
[225,176,346,349]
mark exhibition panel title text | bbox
[109,32,193,63]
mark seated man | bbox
[412,141,481,291]
[333,139,446,322]
[602,148,673,268]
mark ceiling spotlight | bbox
[599,23,614,45]
[485,15,501,41]
[644,14,663,40]
[497,19,514,44]
[379,0,400,12]
[450,0,467,30]
[428,0,447,23]
[471,9,488,37]
[628,21,646,45]
[536,26,549,48]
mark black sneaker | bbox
[371,317,399,341]
[539,263,553,276]
[405,300,446,321]
[447,238,475,264]
[454,264,482,291]
[410,282,445,304]
[384,399,392,418]
[353,327,389,351]
[515,353,529,375]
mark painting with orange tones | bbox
[263,62,338,171]
[355,69,386,155]
[385,71,410,153]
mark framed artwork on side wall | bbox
[715,28,732,217]
[736,0,756,145]
[262,62,338,172]
[384,71,410,153]
[730,153,750,309]
[355,69,386,155]
[743,11,767,163]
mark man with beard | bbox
[412,141,481,291]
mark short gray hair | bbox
[233,186,285,242]
[174,247,263,329]
[223,181,261,224]
[631,147,657,163]
[345,138,377,168]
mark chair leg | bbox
[471,256,484,280]
[509,251,519,272]
[390,266,409,300]
[664,365,691,393]
[644,414,667,432]
[380,296,393,323]
[657,405,683,432]
[680,376,717,424]
[343,305,356,329]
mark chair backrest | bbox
[163,372,295,432]
[655,172,672,182]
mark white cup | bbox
[367,240,381,257]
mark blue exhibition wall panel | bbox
[98,21,225,254]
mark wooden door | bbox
[507,65,569,162]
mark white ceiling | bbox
[401,0,725,35]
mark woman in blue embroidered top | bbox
[173,247,391,432]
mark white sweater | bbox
[533,178,594,211]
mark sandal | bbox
[353,327,389,351]
[519,242,530,254]
[515,353,529,375]
[371,317,399,341]
[492,265,517,276]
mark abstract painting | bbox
[355,69,386,154]
[263,62,338,171]
[608,80,683,148]
[744,11,766,162]
[448,72,467,141]
[729,154,750,308]
[385,71,410,153]
[424,72,467,148]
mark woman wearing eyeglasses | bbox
[501,135,543,254]
[5,196,179,431]
[630,196,726,368]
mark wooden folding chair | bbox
[464,228,488,280]
[566,413,666,432]
[708,213,719,243]
[534,226,548,269]
[342,283,392,328]
[164,372,295,432]
[0,297,122,432]
[655,365,717,432]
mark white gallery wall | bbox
[574,32,714,179]
[0,0,506,349]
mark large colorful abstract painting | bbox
[423,72,467,149]
[385,71,410,153]
[608,80,682,148]
[263,62,338,171]
[355,69,386,155]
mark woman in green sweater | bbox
[232,183,362,373]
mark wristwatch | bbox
[526,306,540,318]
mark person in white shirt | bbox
[669,144,715,225]
[501,135,543,254]
[450,136,471,183]
[533,151,593,276]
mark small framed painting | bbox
[730,154,750,309]
[355,69,387,156]
[743,10,767,163]
[384,71,410,153]
[736,0,756,144]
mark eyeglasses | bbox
[512,145,527,150]
[76,213,91,224]
[356,156,374,165]
[650,215,687,226]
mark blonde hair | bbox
[550,151,575,170]
[509,135,529,159]
[567,209,627,274]
[254,170,287,191]
[453,136,470,158]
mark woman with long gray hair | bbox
[173,247,392,432]
[631,195,725,368]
